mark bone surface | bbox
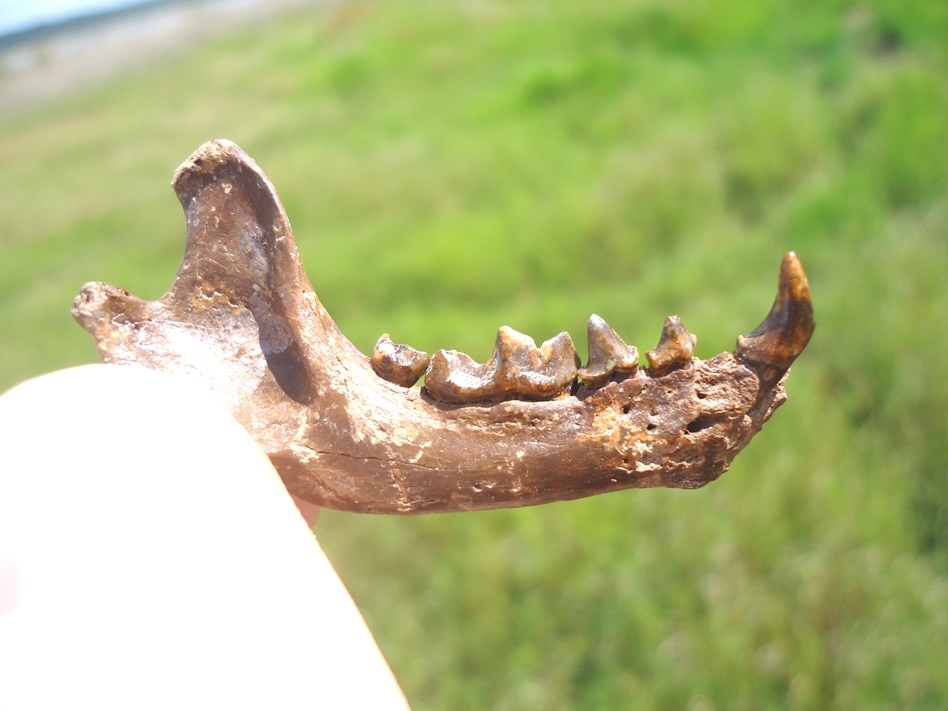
[72,139,815,514]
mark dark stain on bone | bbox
[265,341,314,406]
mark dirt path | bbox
[0,0,320,116]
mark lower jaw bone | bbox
[72,139,815,514]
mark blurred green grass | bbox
[2,0,947,708]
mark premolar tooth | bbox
[424,327,579,402]
[578,314,638,386]
[646,316,696,376]
[371,334,430,387]
[424,348,497,402]
[735,252,815,378]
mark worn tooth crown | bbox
[425,349,495,401]
[578,314,639,386]
[424,326,579,402]
[371,334,430,387]
[646,315,697,376]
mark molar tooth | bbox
[494,327,580,399]
[735,252,815,377]
[371,334,430,387]
[578,314,639,386]
[424,327,579,403]
[646,316,696,376]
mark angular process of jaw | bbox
[73,140,815,514]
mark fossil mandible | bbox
[73,140,815,514]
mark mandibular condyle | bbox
[72,139,815,514]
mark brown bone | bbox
[72,140,815,514]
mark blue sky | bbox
[0,0,155,35]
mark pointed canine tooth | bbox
[646,315,696,376]
[735,252,815,377]
[578,314,639,386]
[371,334,430,387]
[424,327,579,402]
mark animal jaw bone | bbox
[72,139,815,514]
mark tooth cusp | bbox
[423,326,579,403]
[578,314,639,386]
[646,316,697,376]
[371,334,430,387]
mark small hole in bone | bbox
[646,423,657,431]
[696,391,708,399]
[686,415,719,433]
[472,483,484,492]
[621,404,632,415]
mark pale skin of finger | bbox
[0,364,409,711]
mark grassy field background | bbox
[2,0,947,708]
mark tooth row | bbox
[372,315,698,402]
